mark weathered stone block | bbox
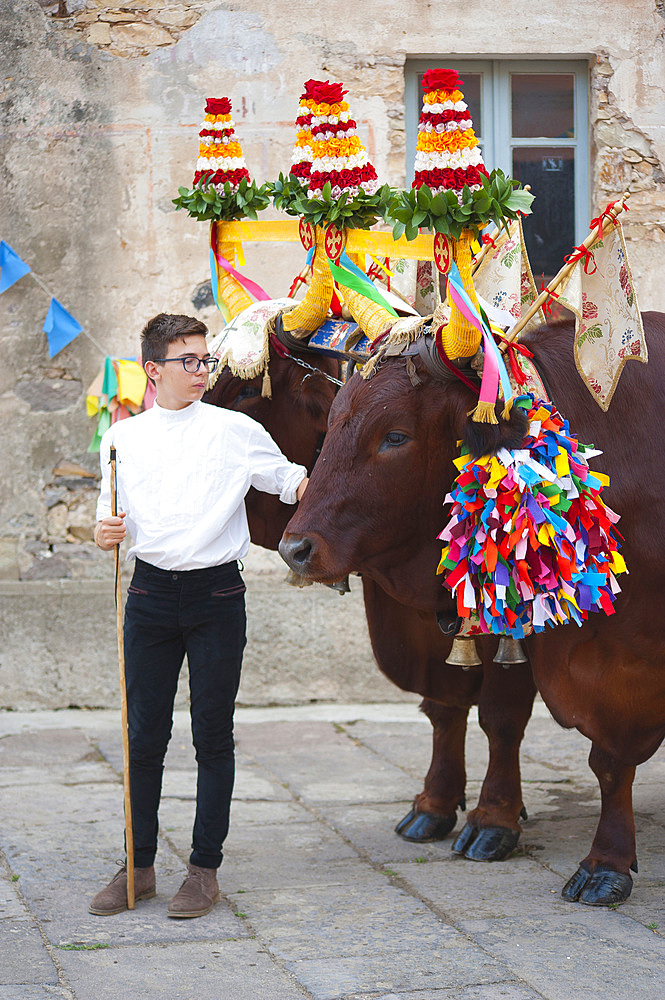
[13,376,82,412]
[152,9,199,28]
[86,20,111,44]
[109,21,174,48]
[46,503,68,540]
[0,538,19,581]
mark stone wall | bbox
[1,1,665,698]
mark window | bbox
[405,59,589,282]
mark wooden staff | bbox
[110,445,135,910]
[499,191,630,350]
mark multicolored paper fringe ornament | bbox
[289,81,317,183]
[307,80,378,199]
[193,97,251,193]
[414,69,488,198]
[437,394,627,638]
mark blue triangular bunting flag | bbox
[0,240,31,293]
[43,298,83,357]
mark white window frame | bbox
[405,58,590,246]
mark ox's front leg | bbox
[453,658,536,862]
[562,743,636,906]
[396,698,468,842]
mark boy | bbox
[90,313,307,918]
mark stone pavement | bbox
[1,701,665,1000]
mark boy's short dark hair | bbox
[141,314,208,368]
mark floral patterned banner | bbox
[207,297,296,387]
[472,220,544,332]
[555,220,647,411]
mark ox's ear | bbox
[463,402,528,459]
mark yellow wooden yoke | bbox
[214,220,435,260]
[213,221,438,337]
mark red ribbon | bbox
[539,274,560,318]
[482,233,498,250]
[589,199,628,241]
[502,340,534,386]
[564,244,597,275]
[288,271,308,298]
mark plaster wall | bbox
[1,0,664,701]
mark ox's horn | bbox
[434,229,483,362]
[282,225,334,337]
[212,226,254,319]
[341,252,395,342]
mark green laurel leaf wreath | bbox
[389,170,535,242]
[172,176,271,222]
[268,174,396,231]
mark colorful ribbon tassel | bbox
[437,394,627,638]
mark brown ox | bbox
[207,334,537,860]
[280,313,665,906]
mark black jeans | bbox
[123,558,246,870]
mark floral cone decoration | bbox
[289,82,317,184]
[307,80,378,199]
[283,80,393,340]
[413,69,487,197]
[194,97,251,193]
[437,395,627,638]
[283,79,381,337]
[195,97,253,318]
[416,70,487,360]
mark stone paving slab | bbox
[0,918,58,986]
[283,946,513,1000]
[19,878,247,949]
[235,874,459,961]
[345,989,541,1000]
[0,989,73,1000]
[459,914,665,1000]
[56,939,309,1000]
[237,721,417,804]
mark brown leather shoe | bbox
[89,865,156,916]
[167,863,219,919]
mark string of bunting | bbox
[437,394,626,639]
[0,239,105,358]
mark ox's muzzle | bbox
[279,534,316,577]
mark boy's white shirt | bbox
[97,400,307,571]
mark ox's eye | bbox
[236,383,261,402]
[378,431,410,452]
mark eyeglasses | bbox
[152,356,220,374]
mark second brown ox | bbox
[206,334,537,858]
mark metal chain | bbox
[282,350,345,387]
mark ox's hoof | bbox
[395,807,457,843]
[451,821,520,861]
[561,864,633,906]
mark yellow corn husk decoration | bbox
[433,229,483,360]
[282,225,334,337]
[213,236,254,319]
[341,252,395,342]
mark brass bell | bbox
[493,637,528,667]
[445,637,482,669]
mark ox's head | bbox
[279,338,527,612]
[204,340,339,550]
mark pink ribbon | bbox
[446,276,499,409]
[215,253,271,301]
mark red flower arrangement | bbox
[421,68,464,92]
[308,80,348,105]
[205,97,232,115]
